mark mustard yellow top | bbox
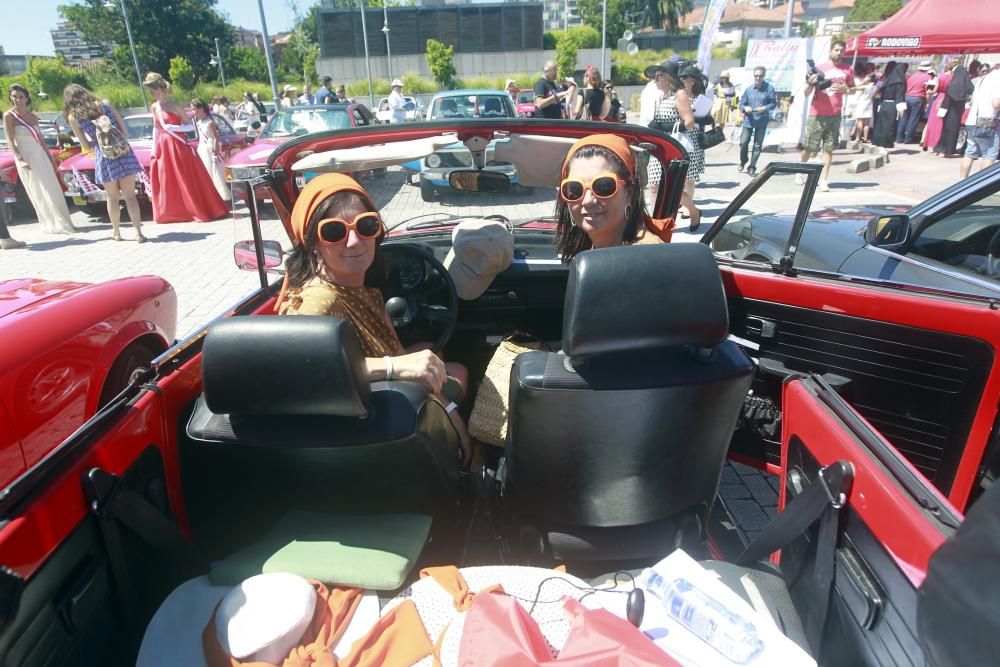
[278,279,403,358]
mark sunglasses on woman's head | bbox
[316,211,383,245]
[559,173,627,202]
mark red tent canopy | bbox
[845,0,1000,56]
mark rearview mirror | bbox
[234,239,284,272]
[448,170,510,193]
[865,214,910,251]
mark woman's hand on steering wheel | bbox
[392,349,447,394]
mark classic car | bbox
[56,112,245,216]
[233,100,278,138]
[402,90,520,201]
[0,121,81,219]
[375,95,421,123]
[0,119,997,667]
[0,276,176,491]
[708,165,1000,299]
[515,90,537,118]
[226,103,379,206]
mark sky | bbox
[1,0,304,57]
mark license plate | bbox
[89,191,108,202]
[72,196,86,206]
[3,196,16,204]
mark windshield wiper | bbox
[386,213,462,232]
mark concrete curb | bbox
[845,142,889,173]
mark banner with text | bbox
[697,0,731,74]
[745,38,803,92]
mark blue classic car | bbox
[402,90,520,201]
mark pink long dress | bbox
[922,73,951,151]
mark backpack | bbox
[94,114,130,160]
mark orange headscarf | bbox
[561,134,676,243]
[274,173,381,312]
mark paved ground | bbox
[1,132,963,339]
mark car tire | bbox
[420,180,436,202]
[98,341,158,408]
[85,203,110,221]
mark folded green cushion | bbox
[209,511,432,590]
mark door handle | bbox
[836,546,884,631]
[746,316,777,338]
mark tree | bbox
[847,0,903,22]
[425,39,456,90]
[555,32,581,80]
[280,1,321,76]
[577,0,636,46]
[302,45,319,86]
[59,0,234,81]
[168,55,195,90]
[645,0,693,32]
[25,55,81,101]
[226,46,269,82]
[798,22,816,37]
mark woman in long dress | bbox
[3,84,76,235]
[711,71,736,129]
[191,98,230,201]
[935,63,975,158]
[850,73,877,143]
[923,60,954,153]
[873,63,906,149]
[64,84,145,241]
[143,73,228,223]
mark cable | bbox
[501,571,638,614]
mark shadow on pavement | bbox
[826,182,879,190]
[698,181,740,190]
[24,237,101,251]
[146,232,213,243]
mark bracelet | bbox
[383,355,394,381]
[445,401,458,414]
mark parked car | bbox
[402,89,520,201]
[375,96,421,123]
[706,163,1000,299]
[56,112,245,215]
[233,101,278,139]
[0,121,81,219]
[226,102,379,206]
[0,276,176,490]
[2,120,999,667]
[515,90,537,118]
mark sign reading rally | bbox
[866,36,922,49]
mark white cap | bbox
[919,61,932,71]
[444,220,514,300]
[283,84,297,92]
[215,573,316,663]
[391,78,404,87]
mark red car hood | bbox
[0,279,92,320]
[227,138,288,167]
[56,143,153,173]
[0,150,14,171]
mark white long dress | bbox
[195,117,230,201]
[10,121,76,234]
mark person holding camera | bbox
[534,60,577,120]
[799,40,855,192]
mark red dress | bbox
[150,110,228,223]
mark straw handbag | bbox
[468,337,542,447]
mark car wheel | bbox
[85,203,110,221]
[98,341,157,408]
[956,126,967,154]
[11,182,34,221]
[420,180,436,202]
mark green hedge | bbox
[609,48,698,85]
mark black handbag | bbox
[699,125,726,149]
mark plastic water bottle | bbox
[645,572,765,665]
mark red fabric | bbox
[457,594,682,667]
[905,72,933,98]
[846,0,1000,56]
[150,111,228,223]
[810,63,854,117]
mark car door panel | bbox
[0,401,25,491]
[780,377,956,666]
[720,266,1000,512]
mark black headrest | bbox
[202,316,371,417]
[562,243,728,359]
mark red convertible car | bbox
[0,276,176,491]
[56,112,245,216]
[0,120,997,666]
[0,121,81,219]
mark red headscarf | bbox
[561,134,676,243]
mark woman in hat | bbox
[712,70,736,128]
[505,79,520,107]
[275,173,472,466]
[654,62,703,231]
[144,72,228,223]
[554,134,675,261]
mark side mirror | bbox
[448,170,510,193]
[865,214,911,251]
[234,240,284,272]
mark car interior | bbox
[1,121,998,667]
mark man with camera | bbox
[799,40,855,192]
[534,60,577,120]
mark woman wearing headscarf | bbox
[873,62,906,148]
[275,173,471,466]
[554,134,675,262]
[935,62,975,157]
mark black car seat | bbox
[182,316,460,557]
[483,97,503,116]
[504,243,754,563]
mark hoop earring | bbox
[624,203,633,221]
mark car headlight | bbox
[229,166,261,181]
[61,171,76,186]
[425,154,442,168]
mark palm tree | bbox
[646,0,694,31]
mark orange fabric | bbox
[203,580,433,667]
[274,173,380,313]
[561,134,676,244]
[419,565,504,612]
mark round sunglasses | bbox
[559,173,628,202]
[316,211,383,245]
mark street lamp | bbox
[382,5,393,83]
[358,0,375,109]
[103,0,148,110]
[256,0,282,110]
[211,37,226,89]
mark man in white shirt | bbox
[960,66,1000,178]
[388,79,407,123]
[639,79,662,125]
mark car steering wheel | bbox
[986,228,1000,278]
[379,242,458,353]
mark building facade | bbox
[50,21,105,63]
[235,27,264,50]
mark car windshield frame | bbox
[260,107,352,139]
[428,94,514,120]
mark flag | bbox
[697,0,731,74]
